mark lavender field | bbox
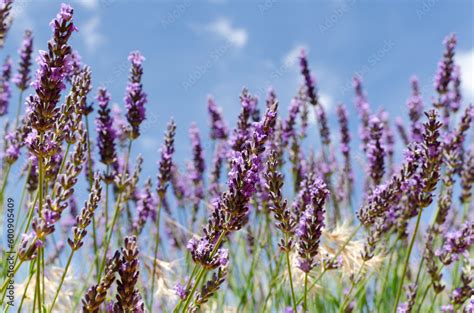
[0,1,473,312]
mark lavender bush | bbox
[0,3,473,313]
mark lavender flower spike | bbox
[449,65,462,112]
[0,0,13,48]
[367,115,385,186]
[125,50,147,139]
[296,177,329,273]
[353,76,371,151]
[188,102,278,269]
[434,34,457,109]
[283,98,301,143]
[336,103,353,200]
[133,178,155,235]
[114,236,145,312]
[406,76,424,142]
[82,251,120,312]
[299,49,331,145]
[207,96,229,140]
[95,87,117,166]
[13,30,34,91]
[437,221,474,265]
[189,123,205,183]
[157,119,177,199]
[68,175,102,250]
[27,3,77,132]
[0,56,12,116]
[299,49,318,106]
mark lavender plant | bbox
[0,3,472,313]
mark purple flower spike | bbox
[128,50,145,66]
[174,282,187,300]
[13,30,34,91]
[207,96,229,140]
[299,49,331,145]
[230,89,259,151]
[434,34,457,108]
[0,56,12,116]
[336,104,353,200]
[437,221,474,265]
[296,176,328,273]
[96,87,117,166]
[27,3,77,132]
[406,76,424,142]
[283,98,301,143]
[157,119,177,198]
[189,123,205,182]
[114,236,145,312]
[449,65,462,112]
[0,0,13,48]
[299,49,318,106]
[353,76,371,151]
[125,50,147,139]
[367,116,385,186]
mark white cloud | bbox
[139,136,158,151]
[320,93,334,112]
[9,0,35,36]
[283,44,307,68]
[205,18,247,48]
[457,49,474,102]
[308,92,335,124]
[76,0,98,10]
[81,16,105,53]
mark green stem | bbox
[84,116,99,278]
[36,153,45,312]
[296,223,362,305]
[393,207,424,312]
[98,193,122,280]
[173,263,200,313]
[18,260,36,312]
[149,198,163,310]
[41,248,46,310]
[339,260,366,313]
[342,271,375,311]
[14,164,31,231]
[0,261,23,300]
[238,219,265,309]
[416,282,432,312]
[416,265,444,312]
[0,190,39,300]
[285,242,297,313]
[98,137,132,281]
[15,91,24,128]
[179,231,227,312]
[427,293,438,313]
[0,164,11,202]
[376,245,396,310]
[181,268,206,313]
[303,272,308,311]
[49,250,74,312]
[262,254,283,312]
[181,266,206,312]
[35,257,41,313]
[104,165,110,231]
[72,261,95,310]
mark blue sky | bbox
[4,0,474,174]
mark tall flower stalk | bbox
[393,110,443,312]
[150,119,176,310]
[14,29,34,125]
